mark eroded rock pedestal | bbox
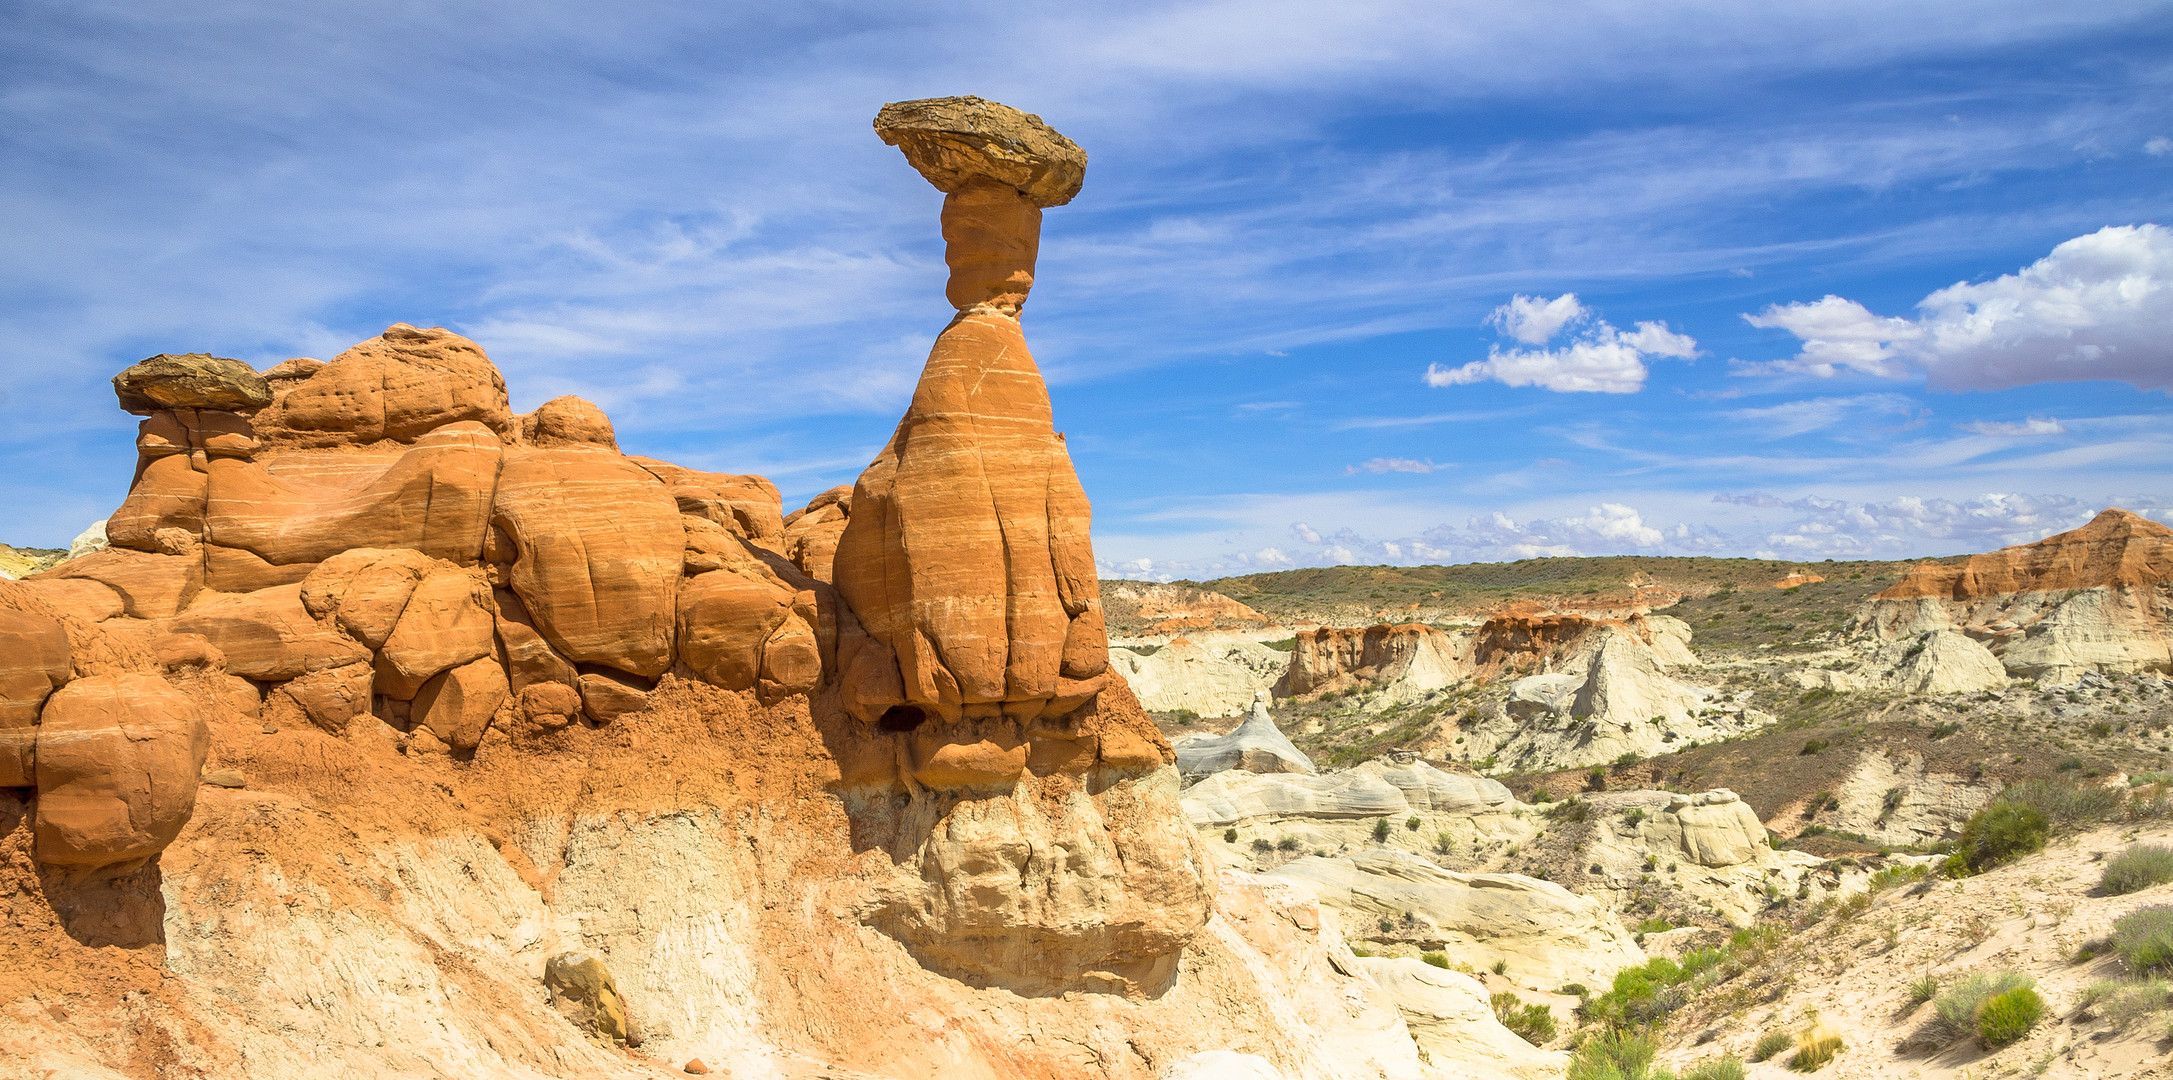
[819,96,1210,994]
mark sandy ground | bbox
[1666,823,2173,1080]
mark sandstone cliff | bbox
[1861,508,2173,685]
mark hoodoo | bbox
[833,97,1110,730]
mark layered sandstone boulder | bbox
[1862,508,2173,684]
[251,324,512,448]
[833,97,1107,727]
[7,325,840,868]
[0,609,70,786]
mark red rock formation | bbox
[1878,508,2173,600]
[833,96,1106,728]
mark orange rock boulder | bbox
[32,673,210,871]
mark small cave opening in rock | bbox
[878,705,927,733]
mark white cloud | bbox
[2148,137,2172,157]
[1724,393,1918,438]
[1742,224,2173,390]
[1347,457,1442,474]
[1741,295,1920,378]
[1428,311,1700,394]
[1486,293,1588,344]
[1958,416,2066,436]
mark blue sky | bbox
[4,1,2170,578]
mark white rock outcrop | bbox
[1886,630,2008,694]
[1269,848,1647,989]
[1462,625,1763,771]
[1174,691,1315,778]
[1354,957,1566,1079]
[1183,760,1521,826]
[1110,635,1292,718]
[1162,1051,1289,1080]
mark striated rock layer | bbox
[1862,508,2173,684]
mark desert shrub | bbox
[1490,991,1558,1045]
[1533,788,1553,803]
[1868,863,1931,892]
[1907,974,1939,1006]
[2114,906,2173,973]
[1623,807,1647,827]
[1251,838,1274,853]
[1567,1030,1664,1080]
[1373,818,1392,842]
[2100,845,2173,895]
[1276,836,1299,851]
[1788,1027,1842,1071]
[1799,739,1829,756]
[1932,971,2035,1039]
[1731,925,1785,953]
[1749,1031,1791,1062]
[1584,956,1689,1027]
[1957,801,2049,872]
[1547,798,1594,823]
[2086,978,2172,1028]
[1680,1057,1746,1080]
[1615,751,1642,768]
[1223,828,1237,843]
[1421,952,1450,969]
[1678,948,1726,979]
[1589,767,1609,791]
[1405,815,1421,831]
[1559,983,1589,997]
[1999,777,2123,831]
[1492,958,1509,975]
[1929,721,1962,739]
[1434,831,1455,854]
[1975,986,2044,1047]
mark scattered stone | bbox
[542,952,633,1045]
[201,768,246,789]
